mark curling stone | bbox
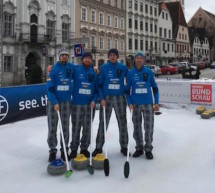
[201,111,211,119]
[92,153,105,169]
[71,154,89,170]
[196,106,206,114]
[47,159,66,175]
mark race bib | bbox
[79,89,91,95]
[135,88,147,94]
[108,84,120,90]
[57,85,69,91]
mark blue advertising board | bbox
[0,84,47,125]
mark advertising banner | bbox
[0,84,47,125]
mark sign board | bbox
[74,44,83,58]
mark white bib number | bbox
[135,88,147,94]
[108,84,120,90]
[57,85,69,91]
[79,89,91,95]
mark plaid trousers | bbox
[96,95,128,149]
[47,101,70,153]
[70,105,95,151]
[132,104,154,152]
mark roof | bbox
[188,27,207,45]
[165,2,187,38]
[204,9,215,24]
[158,2,169,15]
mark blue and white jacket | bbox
[72,64,98,105]
[125,66,159,105]
[99,61,128,100]
[47,61,75,106]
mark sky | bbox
[185,0,215,22]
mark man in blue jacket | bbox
[93,48,129,157]
[126,51,159,160]
[46,48,75,162]
[70,52,98,158]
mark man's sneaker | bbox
[120,148,130,156]
[92,148,102,157]
[61,151,71,161]
[145,151,153,160]
[132,150,144,158]
[80,149,90,158]
[48,152,56,162]
[69,150,77,159]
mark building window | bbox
[120,18,124,29]
[163,43,166,51]
[129,18,132,28]
[159,27,162,37]
[154,8,157,16]
[135,39,138,50]
[169,30,171,39]
[129,0,132,8]
[121,40,124,51]
[62,23,69,42]
[114,16,118,28]
[145,4,148,13]
[140,3,143,12]
[150,6,152,15]
[47,20,55,40]
[140,21,143,30]
[99,37,104,49]
[166,13,168,20]
[154,25,157,34]
[4,12,14,36]
[140,40,143,50]
[108,0,111,5]
[164,29,167,38]
[145,40,148,51]
[129,38,132,50]
[63,0,68,5]
[114,39,118,49]
[99,12,104,25]
[91,9,96,23]
[162,12,164,19]
[145,22,148,32]
[4,56,13,72]
[172,44,174,52]
[115,0,117,7]
[150,23,153,33]
[81,7,87,21]
[155,42,157,51]
[135,20,138,30]
[107,38,111,50]
[167,43,170,52]
[91,35,96,48]
[135,0,138,11]
[107,14,111,26]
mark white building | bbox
[158,2,175,65]
[1,0,76,86]
[126,0,159,67]
[0,0,3,87]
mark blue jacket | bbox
[125,66,159,105]
[72,64,98,105]
[99,61,128,100]
[47,61,75,106]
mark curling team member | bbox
[70,52,98,158]
[47,48,75,162]
[125,51,159,160]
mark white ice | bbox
[0,104,215,193]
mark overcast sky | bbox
[185,0,215,22]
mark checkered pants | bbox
[70,105,95,151]
[96,95,128,149]
[132,104,154,152]
[47,101,70,153]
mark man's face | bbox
[59,54,69,63]
[135,56,144,69]
[83,56,92,66]
[109,53,118,64]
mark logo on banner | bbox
[191,84,212,104]
[0,95,9,121]
[74,44,83,58]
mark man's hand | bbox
[90,101,95,108]
[129,104,134,111]
[101,99,106,107]
[47,65,53,73]
[54,104,59,112]
[93,66,100,74]
[154,104,160,112]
